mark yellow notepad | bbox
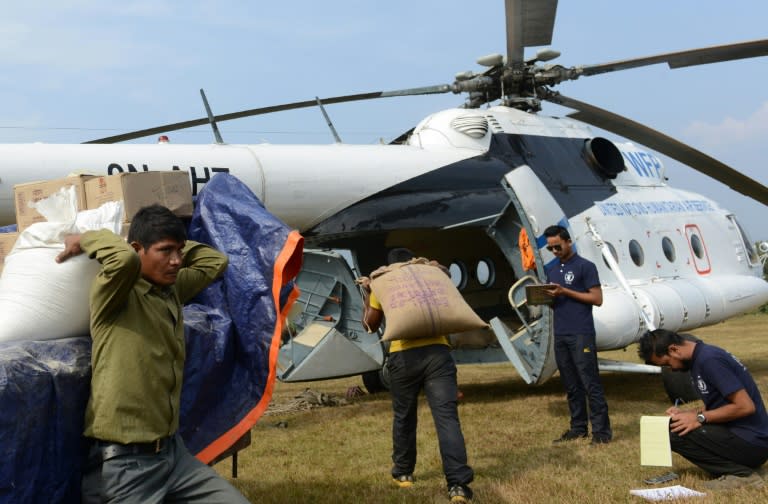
[640,416,672,467]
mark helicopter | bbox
[1,0,767,395]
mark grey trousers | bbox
[81,434,250,503]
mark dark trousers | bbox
[554,333,612,437]
[81,433,249,503]
[387,344,474,488]
[671,423,768,477]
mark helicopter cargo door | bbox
[487,165,564,385]
[278,250,384,382]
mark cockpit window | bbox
[729,215,759,264]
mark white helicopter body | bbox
[1,104,765,388]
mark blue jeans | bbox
[554,333,612,438]
[387,344,473,487]
[81,434,249,503]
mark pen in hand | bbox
[666,398,682,417]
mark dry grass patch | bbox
[215,314,768,503]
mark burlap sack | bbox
[369,258,488,341]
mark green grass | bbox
[214,314,768,503]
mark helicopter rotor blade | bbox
[577,39,768,77]
[504,0,558,67]
[84,84,453,144]
[542,91,768,206]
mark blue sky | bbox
[1,0,766,238]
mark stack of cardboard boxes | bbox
[13,174,93,230]
[0,171,193,275]
[84,172,193,231]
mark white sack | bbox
[0,187,123,343]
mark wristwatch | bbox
[696,412,707,424]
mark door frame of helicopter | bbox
[276,163,568,389]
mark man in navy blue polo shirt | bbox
[638,329,768,490]
[543,225,612,445]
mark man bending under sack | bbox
[57,204,249,503]
[359,261,474,504]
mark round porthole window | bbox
[476,258,495,287]
[690,233,705,259]
[449,261,468,290]
[602,242,619,270]
[662,237,676,262]
[629,240,644,267]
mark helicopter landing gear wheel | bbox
[661,367,698,405]
[361,362,390,394]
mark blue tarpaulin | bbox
[0,174,303,503]
[0,338,91,503]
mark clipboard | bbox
[525,284,556,306]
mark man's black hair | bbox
[637,329,700,364]
[543,225,570,241]
[127,204,186,249]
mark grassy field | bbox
[214,313,768,503]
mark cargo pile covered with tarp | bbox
[0,173,303,503]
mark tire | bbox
[361,363,390,394]
[661,367,698,404]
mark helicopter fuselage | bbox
[1,105,765,384]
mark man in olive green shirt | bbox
[57,204,248,503]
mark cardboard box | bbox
[84,171,193,223]
[0,232,19,275]
[14,175,94,230]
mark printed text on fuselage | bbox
[106,163,230,196]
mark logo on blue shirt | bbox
[696,376,709,395]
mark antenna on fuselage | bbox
[315,96,342,143]
[199,89,225,144]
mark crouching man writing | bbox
[57,204,249,503]
[638,329,768,490]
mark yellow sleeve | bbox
[369,291,382,310]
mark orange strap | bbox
[195,230,304,464]
[519,228,535,271]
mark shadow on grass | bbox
[449,368,668,405]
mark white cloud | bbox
[683,101,768,148]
